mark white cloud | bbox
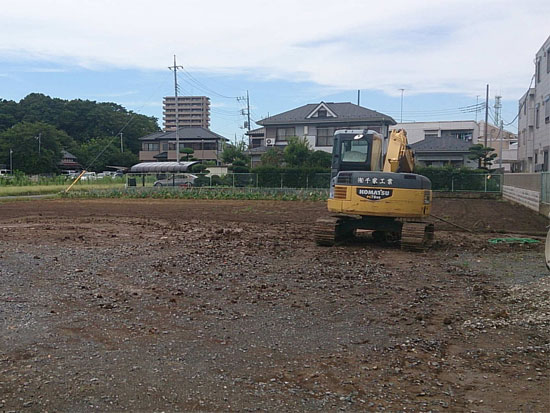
[1,0,549,99]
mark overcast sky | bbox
[1,0,549,138]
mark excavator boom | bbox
[383,129,415,173]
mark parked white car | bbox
[80,172,97,181]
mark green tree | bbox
[284,137,311,167]
[74,137,138,172]
[180,147,194,161]
[0,122,75,174]
[307,150,332,168]
[229,159,250,173]
[221,140,250,164]
[6,93,160,155]
[468,144,497,169]
[191,163,209,174]
[0,99,18,132]
[260,147,284,167]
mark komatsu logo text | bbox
[357,188,393,200]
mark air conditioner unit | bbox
[265,138,275,146]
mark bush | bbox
[251,166,330,188]
[415,165,501,192]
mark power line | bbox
[501,74,535,127]
[81,75,171,172]
[178,67,238,99]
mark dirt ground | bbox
[0,198,548,412]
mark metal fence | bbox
[429,173,503,193]
[128,172,502,193]
[131,172,333,189]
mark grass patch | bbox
[0,183,126,197]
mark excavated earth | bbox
[0,198,549,412]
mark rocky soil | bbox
[0,198,548,412]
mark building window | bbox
[424,129,438,138]
[316,128,335,146]
[537,58,541,83]
[545,96,550,124]
[536,104,540,128]
[251,139,262,148]
[441,129,473,140]
[178,142,217,151]
[317,109,327,118]
[142,143,159,151]
[276,127,296,141]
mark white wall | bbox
[517,36,550,172]
[390,121,480,144]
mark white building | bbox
[391,120,517,171]
[518,35,550,172]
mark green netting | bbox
[488,238,540,244]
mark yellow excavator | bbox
[314,128,434,250]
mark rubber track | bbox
[314,217,341,246]
[401,222,434,251]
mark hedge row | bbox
[415,166,501,192]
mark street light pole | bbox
[399,89,405,123]
[9,148,13,173]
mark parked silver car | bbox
[153,174,197,187]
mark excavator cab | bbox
[331,130,384,175]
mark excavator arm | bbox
[383,129,415,173]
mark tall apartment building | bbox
[518,36,550,172]
[163,96,210,131]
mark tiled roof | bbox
[246,127,265,136]
[140,127,228,141]
[257,102,395,126]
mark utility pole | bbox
[169,55,183,163]
[499,120,504,169]
[493,95,502,160]
[238,91,251,133]
[9,148,13,173]
[35,132,41,155]
[357,89,360,106]
[246,90,251,134]
[484,84,489,148]
[494,95,502,128]
[119,132,123,153]
[399,89,405,123]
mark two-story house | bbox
[251,102,396,166]
[139,127,229,164]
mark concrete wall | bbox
[502,185,540,211]
[503,173,541,191]
[502,173,543,213]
